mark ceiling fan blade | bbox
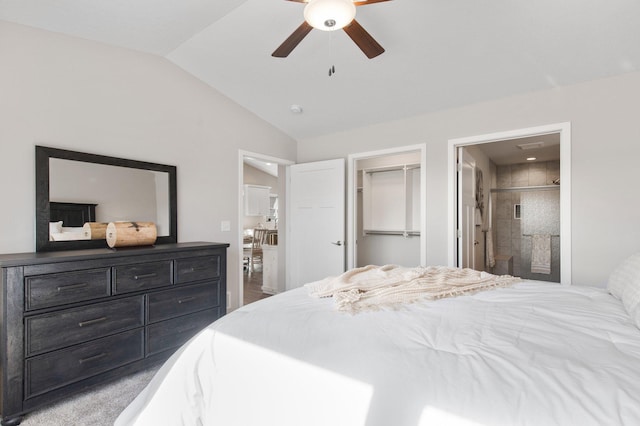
[353,0,391,6]
[272,22,313,58]
[285,0,390,5]
[343,19,385,59]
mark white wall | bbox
[154,172,170,236]
[3,21,638,294]
[298,71,640,288]
[0,21,297,311]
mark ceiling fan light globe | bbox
[304,0,356,31]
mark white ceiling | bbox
[2,0,639,140]
[474,133,560,166]
[244,157,279,177]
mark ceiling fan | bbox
[272,0,390,59]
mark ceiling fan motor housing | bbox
[304,0,356,31]
[272,0,387,59]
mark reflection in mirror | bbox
[36,146,177,252]
[49,159,170,237]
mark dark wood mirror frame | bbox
[35,145,178,252]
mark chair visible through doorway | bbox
[245,228,268,274]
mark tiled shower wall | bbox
[493,161,560,278]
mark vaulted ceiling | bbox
[2,0,639,140]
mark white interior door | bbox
[287,159,345,289]
[457,147,476,269]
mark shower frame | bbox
[488,185,561,282]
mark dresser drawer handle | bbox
[134,273,157,280]
[57,282,88,292]
[79,352,107,364]
[78,317,108,327]
[184,266,209,274]
[178,296,196,304]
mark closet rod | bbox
[364,163,420,174]
[364,230,420,237]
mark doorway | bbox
[239,151,293,307]
[347,144,427,269]
[448,123,572,285]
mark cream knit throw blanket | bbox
[305,265,520,313]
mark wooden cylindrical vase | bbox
[83,222,108,240]
[106,222,157,248]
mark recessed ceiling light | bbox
[526,157,537,161]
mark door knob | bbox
[331,241,343,246]
[473,240,479,246]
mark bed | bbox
[48,202,96,241]
[115,258,640,426]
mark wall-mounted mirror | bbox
[36,146,177,251]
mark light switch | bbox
[220,220,231,232]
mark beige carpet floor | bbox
[16,365,159,426]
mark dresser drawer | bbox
[25,329,144,399]
[146,308,220,356]
[148,282,220,323]
[113,260,172,294]
[174,255,220,284]
[25,296,144,356]
[25,268,111,311]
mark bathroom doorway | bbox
[448,123,572,285]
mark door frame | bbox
[447,122,572,285]
[347,144,427,270]
[238,150,294,308]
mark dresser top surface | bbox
[0,242,229,267]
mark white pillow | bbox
[622,280,640,315]
[606,252,640,300]
[49,221,63,234]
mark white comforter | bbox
[115,281,640,426]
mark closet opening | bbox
[347,145,427,269]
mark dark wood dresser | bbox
[0,242,228,426]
